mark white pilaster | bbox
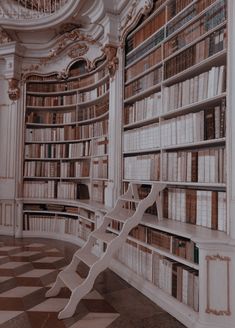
[107,47,124,206]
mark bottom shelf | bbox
[109,257,199,328]
[0,225,14,236]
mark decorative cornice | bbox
[8,78,20,101]
[0,28,13,44]
[119,0,153,45]
[102,44,119,79]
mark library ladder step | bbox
[45,182,166,319]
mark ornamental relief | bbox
[119,0,153,45]
[0,28,12,44]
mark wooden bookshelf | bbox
[21,59,110,240]
[121,0,228,321]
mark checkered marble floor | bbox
[0,238,119,328]
[0,236,185,328]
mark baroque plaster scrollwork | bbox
[0,28,12,44]
[119,0,153,45]
[102,44,119,79]
[8,78,20,101]
[41,27,101,64]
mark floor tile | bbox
[69,312,120,328]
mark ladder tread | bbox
[59,271,84,291]
[92,230,117,243]
[76,250,99,267]
[120,196,140,203]
[107,208,135,222]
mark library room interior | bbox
[0,0,234,327]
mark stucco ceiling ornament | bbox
[0,28,12,44]
[16,0,67,13]
[67,43,89,59]
[41,27,101,65]
[8,78,20,101]
[102,44,119,79]
[119,0,153,45]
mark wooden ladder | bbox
[46,182,166,319]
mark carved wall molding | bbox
[0,28,13,44]
[8,78,20,101]
[119,0,153,45]
[205,254,231,316]
[102,44,119,79]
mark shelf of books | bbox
[21,59,110,242]
[117,0,229,326]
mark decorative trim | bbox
[205,254,231,316]
[41,27,101,64]
[67,43,89,59]
[8,78,20,101]
[119,0,153,45]
[102,44,119,79]
[0,28,13,44]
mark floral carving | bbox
[102,45,119,79]
[8,78,20,101]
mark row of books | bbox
[115,239,152,282]
[92,180,107,204]
[23,203,81,214]
[164,18,226,58]
[26,102,108,125]
[23,215,67,234]
[163,188,226,231]
[23,181,92,200]
[24,161,60,177]
[124,154,160,180]
[123,124,160,152]
[60,161,90,178]
[167,0,193,21]
[27,94,77,107]
[161,107,225,147]
[130,224,198,263]
[26,66,107,92]
[78,81,110,103]
[126,28,164,66]
[26,119,109,141]
[124,92,162,125]
[125,66,162,99]
[68,141,91,157]
[93,137,109,156]
[126,8,165,53]
[24,144,91,159]
[23,214,94,241]
[92,157,108,179]
[166,0,217,36]
[125,45,162,82]
[162,148,226,183]
[163,66,226,112]
[64,218,95,241]
[152,253,199,311]
[164,35,226,79]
